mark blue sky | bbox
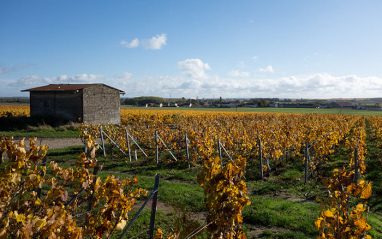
[1,0,382,99]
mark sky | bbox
[1,0,382,99]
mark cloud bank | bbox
[178,59,211,79]
[230,70,250,78]
[9,74,105,88]
[259,65,274,73]
[5,71,382,99]
[126,73,382,99]
[2,57,381,99]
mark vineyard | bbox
[0,105,30,117]
[1,106,382,238]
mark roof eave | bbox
[21,90,78,92]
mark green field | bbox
[0,103,30,106]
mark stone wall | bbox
[82,85,121,124]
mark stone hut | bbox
[329,102,354,109]
[22,84,125,124]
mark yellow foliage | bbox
[0,136,146,238]
[198,155,249,238]
[316,168,372,238]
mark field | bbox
[121,105,382,116]
[1,105,382,238]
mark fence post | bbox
[259,139,263,179]
[134,150,138,161]
[155,131,159,164]
[126,129,132,162]
[84,138,87,154]
[118,175,160,239]
[100,127,106,157]
[87,162,101,212]
[185,134,190,168]
[354,147,358,184]
[218,138,223,169]
[305,141,309,184]
[178,126,182,159]
[125,130,148,158]
[148,174,160,239]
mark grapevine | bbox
[0,136,147,238]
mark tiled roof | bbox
[21,84,125,93]
[333,101,353,107]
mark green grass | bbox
[243,196,319,238]
[109,209,208,239]
[0,129,79,138]
[97,172,205,212]
[251,230,312,239]
[365,121,382,213]
[368,213,382,237]
[46,145,84,164]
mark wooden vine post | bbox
[126,129,132,162]
[305,140,309,184]
[259,138,263,179]
[155,131,159,164]
[100,126,106,157]
[185,133,190,168]
[218,138,223,169]
[148,174,160,239]
[354,147,358,184]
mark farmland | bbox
[1,105,382,238]
[121,105,382,116]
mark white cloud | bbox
[120,38,139,48]
[125,73,382,99]
[8,74,104,88]
[120,33,167,50]
[179,79,202,89]
[178,59,211,79]
[8,75,49,87]
[142,34,167,50]
[3,71,382,99]
[229,70,250,78]
[56,74,104,83]
[259,65,274,73]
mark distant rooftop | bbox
[21,84,125,94]
[333,101,353,107]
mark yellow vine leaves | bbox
[0,136,147,238]
[316,168,372,239]
[197,155,250,239]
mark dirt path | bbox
[13,137,84,150]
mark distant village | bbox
[121,96,382,111]
[1,95,382,111]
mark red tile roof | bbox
[333,101,353,107]
[22,84,125,94]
